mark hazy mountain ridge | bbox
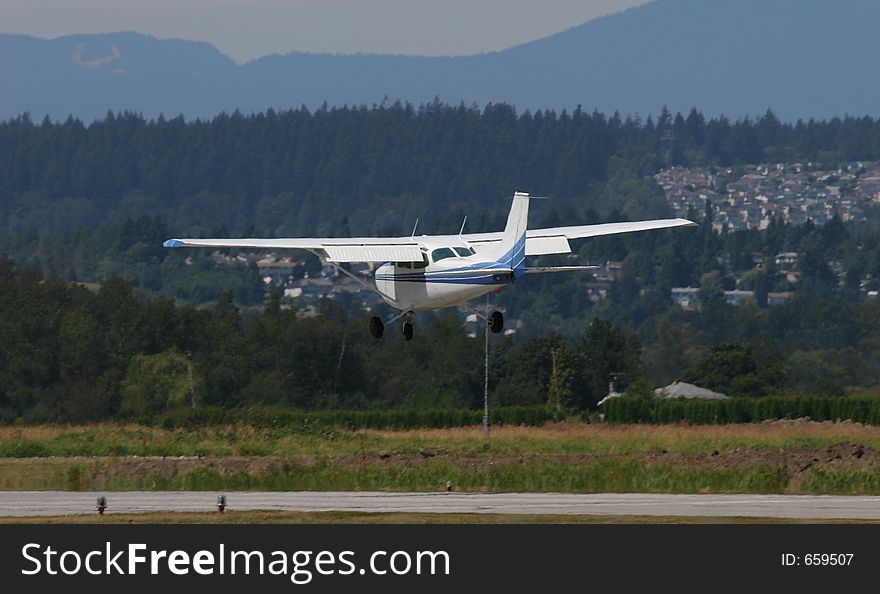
[2,0,880,120]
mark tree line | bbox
[5,253,880,424]
[0,261,643,423]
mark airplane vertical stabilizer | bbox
[495,191,529,277]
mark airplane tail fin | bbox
[495,191,529,277]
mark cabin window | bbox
[453,247,474,257]
[399,250,428,269]
[431,247,457,263]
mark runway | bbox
[2,491,880,520]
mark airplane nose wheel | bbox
[369,316,384,339]
[488,311,504,333]
[402,321,414,341]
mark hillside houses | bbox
[669,287,793,310]
[655,161,879,231]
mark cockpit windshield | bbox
[453,247,475,257]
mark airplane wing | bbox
[163,237,423,263]
[463,218,697,255]
[164,218,696,262]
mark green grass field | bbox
[0,456,790,493]
[3,419,880,457]
[0,420,878,494]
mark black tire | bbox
[402,321,414,341]
[369,316,384,339]
[488,310,504,333]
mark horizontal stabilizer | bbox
[524,265,600,274]
[521,235,571,256]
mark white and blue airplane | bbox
[164,191,696,340]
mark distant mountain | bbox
[0,32,234,120]
[3,0,880,121]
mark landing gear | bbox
[369,316,384,339]
[370,310,414,340]
[488,311,504,333]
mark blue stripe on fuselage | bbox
[376,276,503,285]
[375,271,511,285]
[497,233,526,278]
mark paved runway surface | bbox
[2,491,880,519]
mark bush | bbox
[602,396,880,425]
[0,439,49,457]
[153,405,558,430]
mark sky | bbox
[0,0,650,63]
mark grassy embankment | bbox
[1,421,879,494]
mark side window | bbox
[413,251,429,269]
[431,248,457,263]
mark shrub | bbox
[603,396,880,424]
[153,405,557,430]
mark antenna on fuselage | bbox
[458,216,467,239]
[410,218,419,239]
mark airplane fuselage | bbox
[374,263,512,311]
[374,239,516,311]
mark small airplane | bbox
[164,192,696,340]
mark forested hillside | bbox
[4,103,880,308]
[4,105,880,238]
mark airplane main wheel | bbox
[402,321,414,341]
[488,311,504,333]
[369,316,384,339]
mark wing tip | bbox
[163,239,184,248]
